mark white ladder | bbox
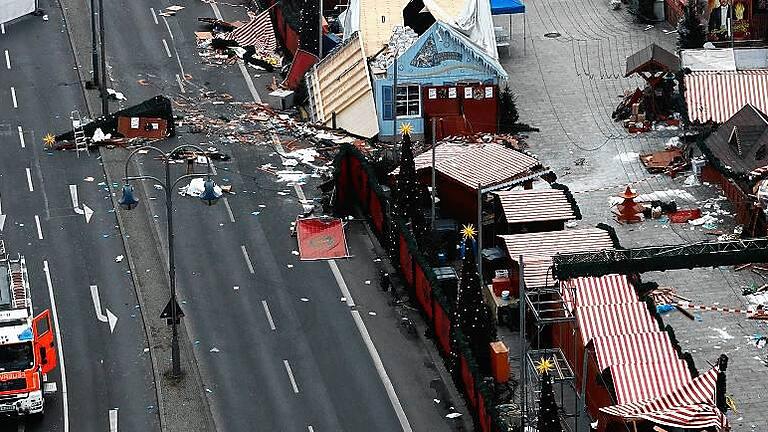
[71,110,88,157]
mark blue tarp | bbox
[491,0,525,15]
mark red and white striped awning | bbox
[561,274,638,311]
[591,331,679,371]
[684,70,768,124]
[576,303,658,345]
[600,367,728,430]
[609,359,692,405]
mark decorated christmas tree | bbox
[394,125,427,224]
[677,0,707,49]
[535,357,563,432]
[452,226,496,372]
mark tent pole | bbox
[524,14,527,55]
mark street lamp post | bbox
[118,144,221,378]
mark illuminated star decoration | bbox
[461,223,476,240]
[534,357,555,375]
[43,133,56,147]
[399,122,413,137]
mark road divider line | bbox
[241,245,255,274]
[109,408,118,432]
[4,50,9,69]
[34,215,43,239]
[26,167,33,191]
[1,23,5,34]
[328,260,355,307]
[351,310,413,432]
[175,74,185,93]
[283,360,299,394]
[10,86,17,108]
[43,261,70,432]
[308,427,314,432]
[261,300,276,330]
[223,197,235,223]
[17,126,24,148]
[150,7,158,25]
[162,39,172,58]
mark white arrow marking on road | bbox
[109,408,118,432]
[10,86,17,109]
[0,215,6,233]
[90,285,107,322]
[83,204,93,223]
[90,285,118,333]
[69,185,84,214]
[17,126,24,148]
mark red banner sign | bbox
[297,217,349,260]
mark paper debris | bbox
[115,255,124,263]
[84,176,95,182]
[446,413,462,419]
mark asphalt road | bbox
[0,2,159,432]
[93,0,439,429]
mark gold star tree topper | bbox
[43,133,56,147]
[399,122,413,137]
[534,357,555,375]
[461,224,476,240]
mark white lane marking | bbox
[0,191,3,213]
[150,7,159,25]
[308,427,314,432]
[261,300,276,330]
[43,261,70,432]
[206,1,262,103]
[175,74,185,93]
[223,197,235,223]
[26,168,33,191]
[17,126,24,148]
[90,285,108,323]
[0,192,4,232]
[236,61,262,103]
[1,23,5,34]
[283,360,300,394]
[241,245,255,274]
[34,215,43,239]
[162,39,172,58]
[161,17,187,78]
[351,310,413,432]
[10,86,17,108]
[69,184,80,210]
[328,260,355,307]
[109,408,118,432]
[4,50,9,69]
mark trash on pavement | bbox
[114,255,124,263]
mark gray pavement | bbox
[498,0,768,429]
[0,1,159,431]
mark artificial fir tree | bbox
[535,358,563,432]
[498,86,520,132]
[394,127,428,225]
[677,0,707,49]
[450,226,497,373]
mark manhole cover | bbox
[544,32,562,38]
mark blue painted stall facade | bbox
[373,22,508,140]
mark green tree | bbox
[537,371,563,432]
[454,239,496,372]
[677,0,707,49]
[498,86,519,133]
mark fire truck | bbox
[0,240,57,416]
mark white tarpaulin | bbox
[0,0,35,24]
[423,0,499,59]
[682,48,768,71]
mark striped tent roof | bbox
[494,189,577,225]
[610,359,693,405]
[576,303,658,345]
[591,331,679,371]
[560,274,637,311]
[499,228,615,290]
[436,143,547,191]
[601,367,728,430]
[684,70,768,124]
